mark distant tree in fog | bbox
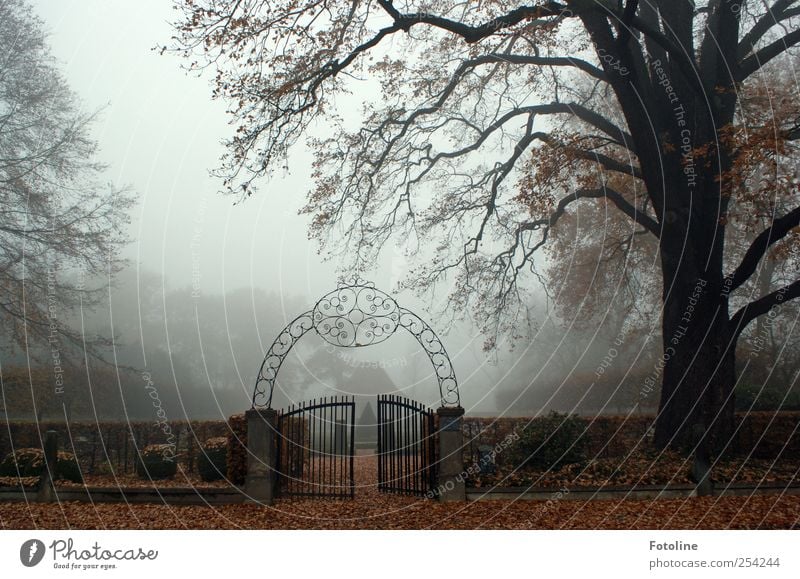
[0,0,134,359]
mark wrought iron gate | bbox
[377,394,436,496]
[276,396,355,498]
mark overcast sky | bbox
[28,0,534,411]
[31,0,341,299]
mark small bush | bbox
[507,412,587,471]
[57,454,83,483]
[135,444,177,479]
[0,448,82,483]
[198,437,228,482]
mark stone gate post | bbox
[436,406,466,502]
[245,408,278,505]
[35,430,59,503]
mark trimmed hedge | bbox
[736,384,800,411]
[135,444,177,479]
[2,411,796,484]
[0,448,82,483]
[198,437,228,482]
[464,412,800,467]
[0,420,230,477]
[506,412,587,471]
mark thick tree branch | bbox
[479,53,608,82]
[737,27,800,80]
[534,132,643,179]
[521,184,660,239]
[378,1,570,43]
[371,101,636,199]
[595,185,660,237]
[621,14,703,94]
[731,279,800,340]
[544,102,634,147]
[725,205,800,291]
[738,0,800,59]
[616,0,639,48]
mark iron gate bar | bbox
[377,394,436,496]
[276,396,355,499]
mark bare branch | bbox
[378,1,571,43]
[738,0,800,59]
[731,279,800,340]
[520,185,660,239]
[725,205,800,291]
[737,27,800,80]
[471,52,608,82]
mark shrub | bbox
[56,453,83,483]
[507,412,587,471]
[0,448,82,483]
[198,437,228,482]
[135,444,177,479]
[735,384,800,411]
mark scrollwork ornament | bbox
[252,281,459,408]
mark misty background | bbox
[2,0,797,424]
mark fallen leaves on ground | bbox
[0,493,797,530]
[0,476,38,488]
[1,453,798,530]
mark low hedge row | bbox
[2,411,796,484]
[0,420,230,477]
[463,412,800,468]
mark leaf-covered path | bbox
[1,493,798,530]
[1,455,798,529]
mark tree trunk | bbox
[650,88,738,452]
[654,261,737,452]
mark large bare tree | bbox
[169,0,800,450]
[0,0,134,360]
[542,61,800,406]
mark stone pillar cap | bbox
[436,406,465,416]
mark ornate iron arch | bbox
[252,277,460,409]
